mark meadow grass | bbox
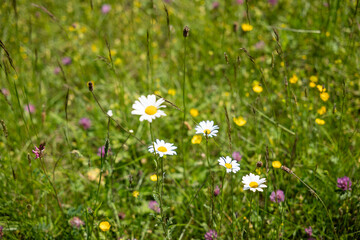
[0,0,359,239]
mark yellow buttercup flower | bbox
[168,89,176,96]
[99,221,111,231]
[154,90,161,95]
[241,23,253,32]
[310,76,318,83]
[150,174,157,181]
[317,85,326,92]
[253,85,263,93]
[190,108,199,117]
[233,116,247,127]
[315,118,325,125]
[317,106,326,115]
[272,161,282,168]
[191,135,202,144]
[309,82,316,88]
[132,191,140,198]
[320,92,329,102]
[289,74,298,84]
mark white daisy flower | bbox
[242,173,267,192]
[195,120,219,137]
[218,156,240,173]
[148,139,177,157]
[131,95,166,122]
[107,110,113,117]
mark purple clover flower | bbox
[62,57,72,65]
[337,176,352,191]
[270,190,285,203]
[305,226,312,237]
[70,217,85,229]
[79,118,91,130]
[24,104,35,113]
[101,4,111,14]
[148,201,160,213]
[214,185,220,197]
[205,229,218,240]
[97,146,111,157]
[232,151,242,162]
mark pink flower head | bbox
[214,185,220,197]
[97,146,111,157]
[268,0,278,5]
[270,189,285,203]
[148,201,160,213]
[32,143,45,159]
[118,212,126,219]
[232,151,242,162]
[205,229,218,240]
[101,4,111,14]
[70,217,85,229]
[79,118,91,130]
[337,176,352,191]
[236,0,244,4]
[305,226,312,237]
[54,67,61,74]
[62,57,72,65]
[24,104,35,114]
[1,88,9,96]
[212,2,219,9]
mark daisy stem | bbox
[181,32,187,183]
[149,123,167,237]
[205,135,214,226]
[217,169,227,234]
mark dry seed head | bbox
[183,26,190,38]
[256,161,263,168]
[281,165,292,174]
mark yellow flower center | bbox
[249,182,259,188]
[203,129,211,135]
[157,146,167,152]
[145,106,157,115]
[225,163,232,169]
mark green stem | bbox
[149,123,167,238]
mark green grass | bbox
[0,0,359,239]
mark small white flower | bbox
[131,95,166,122]
[129,129,134,133]
[107,110,113,117]
[218,156,240,173]
[242,173,267,192]
[148,139,177,157]
[195,120,219,137]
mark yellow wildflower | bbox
[191,135,202,144]
[280,61,285,67]
[114,58,122,65]
[150,174,157,182]
[289,74,298,84]
[309,82,316,88]
[233,116,247,127]
[241,23,253,32]
[168,89,176,96]
[132,191,140,198]
[317,106,326,115]
[317,85,326,92]
[310,75,318,83]
[326,32,330,37]
[154,90,160,95]
[315,118,325,125]
[253,85,263,93]
[320,92,329,102]
[99,221,111,232]
[190,108,199,117]
[272,161,282,168]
